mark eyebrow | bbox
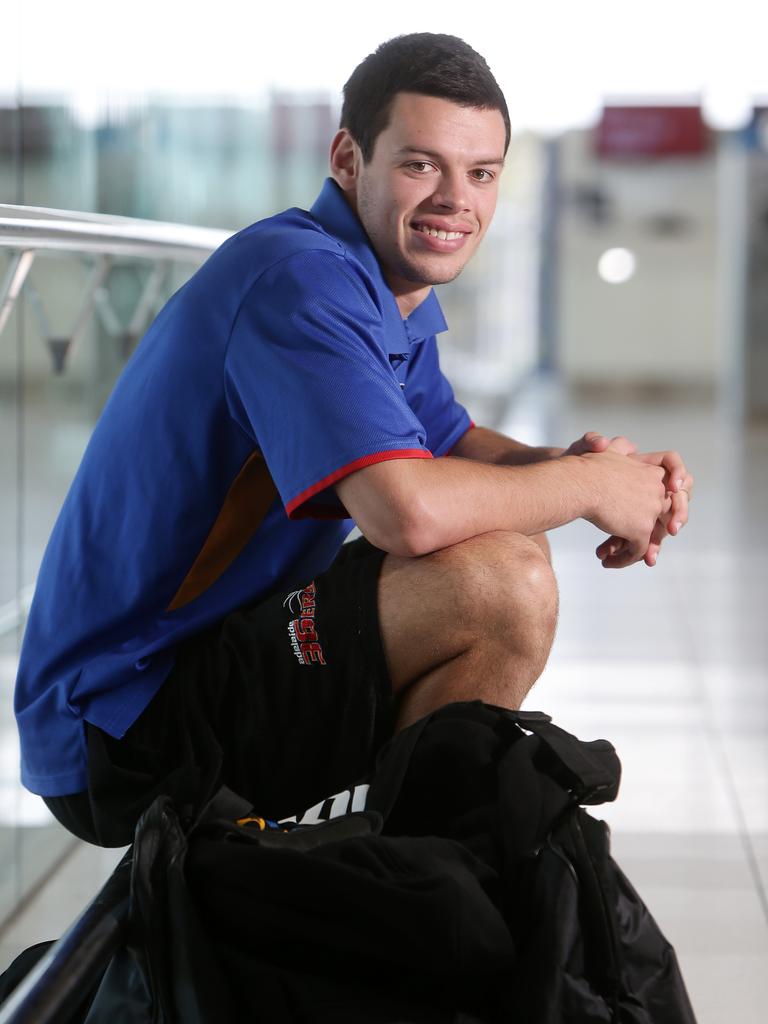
[394,145,505,166]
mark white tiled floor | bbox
[0,843,127,973]
[509,385,768,1023]
[0,384,766,1022]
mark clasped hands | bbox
[564,431,693,569]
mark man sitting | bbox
[14,33,692,847]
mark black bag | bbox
[5,702,699,1023]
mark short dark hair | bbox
[340,33,511,162]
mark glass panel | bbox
[0,75,22,927]
[0,292,20,928]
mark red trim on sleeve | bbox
[286,448,433,519]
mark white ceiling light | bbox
[598,248,637,284]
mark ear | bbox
[329,129,361,197]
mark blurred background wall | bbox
[1,0,767,947]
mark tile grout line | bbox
[706,726,768,926]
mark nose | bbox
[431,171,470,212]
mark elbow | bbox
[361,493,441,559]
[336,457,444,558]
[399,504,443,557]
[380,525,432,559]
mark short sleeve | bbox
[404,335,473,457]
[224,249,433,519]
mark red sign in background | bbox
[595,106,709,158]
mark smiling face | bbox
[330,92,507,318]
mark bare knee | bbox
[378,530,558,702]
[438,531,558,638]
[385,531,559,725]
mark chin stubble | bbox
[357,186,469,287]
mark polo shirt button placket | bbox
[389,352,409,390]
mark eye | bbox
[470,168,495,183]
[406,161,435,173]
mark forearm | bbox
[336,454,590,557]
[451,425,563,466]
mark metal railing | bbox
[0,202,230,259]
[0,203,231,362]
[0,207,232,1019]
[0,205,232,639]
[0,851,131,1024]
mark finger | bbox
[600,538,644,569]
[644,544,660,566]
[660,450,687,485]
[564,432,609,457]
[596,535,624,560]
[666,489,689,535]
[642,450,689,491]
[583,431,610,453]
[602,546,641,569]
[607,435,638,456]
[643,519,668,565]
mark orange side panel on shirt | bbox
[166,452,278,612]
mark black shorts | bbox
[45,538,394,847]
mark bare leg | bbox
[530,531,551,563]
[377,530,559,730]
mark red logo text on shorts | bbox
[283,582,326,666]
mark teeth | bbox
[416,226,464,240]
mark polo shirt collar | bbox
[310,178,448,355]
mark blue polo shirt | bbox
[15,179,472,797]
